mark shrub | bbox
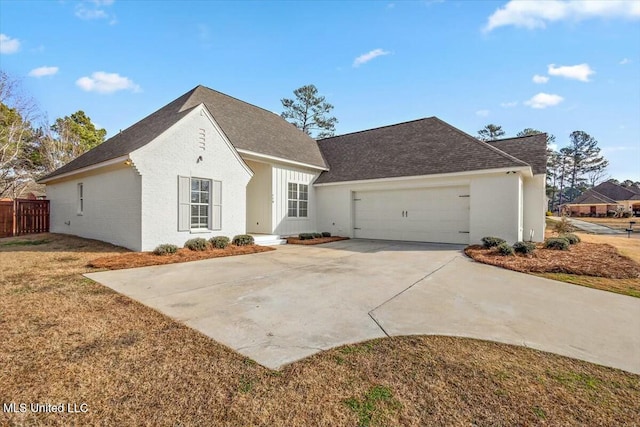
[232,234,255,246]
[607,210,616,218]
[623,211,632,218]
[313,232,322,239]
[321,231,331,237]
[513,241,536,255]
[209,236,230,249]
[184,237,209,251]
[153,243,178,256]
[561,233,580,245]
[496,242,514,256]
[482,236,506,249]
[552,216,574,235]
[297,233,313,240]
[544,237,570,251]
[545,211,553,216]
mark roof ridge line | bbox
[188,85,283,118]
[317,117,438,141]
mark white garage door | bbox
[353,186,470,244]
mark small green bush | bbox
[313,232,322,239]
[321,231,331,237]
[232,234,255,246]
[482,236,506,249]
[298,233,314,240]
[544,237,570,250]
[496,242,514,256]
[153,243,178,256]
[513,241,536,255]
[184,238,209,251]
[561,233,580,245]
[209,236,230,249]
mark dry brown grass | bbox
[286,236,350,245]
[575,232,640,264]
[89,245,274,270]
[1,233,639,425]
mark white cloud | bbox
[353,48,390,67]
[76,71,140,94]
[532,74,549,84]
[484,0,640,32]
[500,101,518,108]
[524,92,564,109]
[75,0,116,23]
[0,34,20,54]
[475,109,490,117]
[548,63,594,82]
[619,58,631,65]
[28,66,59,77]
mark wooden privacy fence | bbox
[0,199,50,238]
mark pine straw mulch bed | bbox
[88,245,275,270]
[465,242,640,279]
[286,236,350,245]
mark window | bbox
[190,178,210,229]
[178,176,221,232]
[77,183,84,215]
[287,183,308,218]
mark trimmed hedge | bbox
[232,234,255,246]
[298,233,314,240]
[313,232,322,239]
[496,242,514,256]
[560,233,581,245]
[544,237,570,251]
[513,241,536,255]
[321,231,331,237]
[184,238,209,251]
[153,243,178,256]
[482,236,506,249]
[210,236,230,249]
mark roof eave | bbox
[38,155,130,184]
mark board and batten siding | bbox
[271,164,319,236]
[131,105,252,251]
[47,165,142,250]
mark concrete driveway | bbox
[85,240,640,374]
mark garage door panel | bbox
[354,186,469,244]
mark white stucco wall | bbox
[47,165,142,250]
[245,160,272,234]
[316,170,528,244]
[522,174,546,242]
[272,164,319,236]
[469,173,523,244]
[131,105,252,251]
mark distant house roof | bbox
[314,117,540,184]
[567,181,640,205]
[569,190,618,205]
[41,85,327,181]
[486,134,547,175]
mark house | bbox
[562,181,640,217]
[39,85,547,251]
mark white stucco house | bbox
[39,85,547,251]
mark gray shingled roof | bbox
[314,117,535,184]
[569,190,618,205]
[41,85,326,181]
[486,134,547,175]
[589,181,640,201]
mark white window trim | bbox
[178,176,222,233]
[190,177,211,231]
[77,183,84,215]
[287,182,309,219]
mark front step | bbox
[250,234,287,246]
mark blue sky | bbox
[1,0,639,180]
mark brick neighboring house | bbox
[563,181,640,217]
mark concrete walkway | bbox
[551,216,625,235]
[86,240,640,374]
